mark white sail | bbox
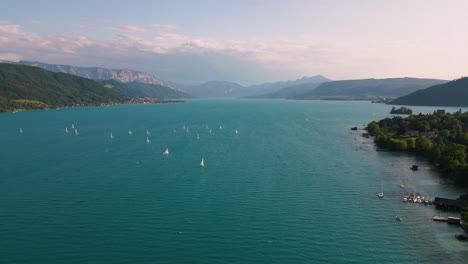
[163,148,169,155]
[128,129,132,135]
[71,124,75,129]
[146,129,150,135]
[209,129,212,135]
[197,134,200,140]
[200,158,204,167]
[219,125,222,130]
[110,132,114,139]
[235,129,238,134]
[146,136,150,143]
[74,129,78,135]
[19,128,23,133]
[65,127,69,133]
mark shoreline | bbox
[0,98,185,114]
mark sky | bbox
[1,0,467,85]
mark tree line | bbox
[367,109,468,186]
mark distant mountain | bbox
[182,81,249,98]
[0,63,127,112]
[252,82,324,99]
[247,75,331,98]
[390,77,468,106]
[296,78,448,99]
[100,80,192,99]
[17,60,176,88]
[183,75,330,98]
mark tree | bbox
[415,137,433,153]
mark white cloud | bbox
[1,20,465,84]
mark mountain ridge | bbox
[390,77,468,106]
[17,60,177,89]
[0,63,128,112]
[296,77,448,99]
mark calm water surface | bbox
[0,100,467,263]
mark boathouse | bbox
[433,197,466,211]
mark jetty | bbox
[432,216,461,223]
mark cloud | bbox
[1,21,464,84]
[0,52,21,61]
[2,21,328,83]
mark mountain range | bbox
[390,77,468,106]
[182,75,330,98]
[17,61,176,88]
[13,61,189,99]
[100,79,192,99]
[295,77,448,99]
[0,63,127,112]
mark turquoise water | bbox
[0,100,467,263]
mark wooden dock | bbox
[433,216,461,224]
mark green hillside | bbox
[0,63,128,112]
[100,79,192,99]
[391,77,468,106]
[297,78,447,99]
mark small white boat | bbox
[110,132,114,139]
[378,192,384,198]
[71,124,75,129]
[400,184,405,188]
[200,158,204,167]
[219,125,223,130]
[65,127,69,133]
[197,134,200,140]
[205,124,208,129]
[19,128,23,133]
[146,129,150,135]
[395,216,402,221]
[74,129,78,135]
[209,129,212,135]
[128,129,132,135]
[235,129,239,134]
[146,136,150,144]
[163,148,169,155]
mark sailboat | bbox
[146,136,150,144]
[197,134,200,140]
[209,129,212,135]
[235,129,239,134]
[65,127,69,133]
[200,158,205,167]
[146,129,150,135]
[219,125,223,130]
[378,174,384,198]
[163,148,169,155]
[205,124,208,129]
[19,128,23,134]
[74,129,78,135]
[71,124,75,129]
[128,129,132,135]
[110,132,114,139]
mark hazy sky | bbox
[1,0,467,84]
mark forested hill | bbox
[100,80,193,99]
[391,77,468,106]
[297,78,447,99]
[367,110,468,186]
[0,63,127,112]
